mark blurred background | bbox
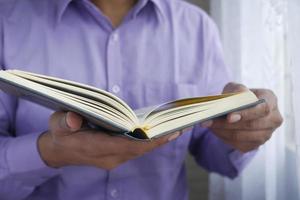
[184,0,300,200]
[184,2,209,200]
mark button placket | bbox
[106,172,121,200]
[110,188,119,198]
[112,85,120,94]
[111,33,119,42]
[106,31,123,97]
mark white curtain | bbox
[209,0,300,199]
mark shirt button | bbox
[112,85,120,94]
[111,33,119,42]
[110,188,118,198]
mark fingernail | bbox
[229,114,241,123]
[201,120,213,128]
[168,132,181,141]
[65,112,79,131]
[65,113,71,128]
[60,113,71,130]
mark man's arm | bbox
[1,14,60,198]
[0,92,61,199]
[188,16,260,178]
[188,16,282,178]
[0,94,180,199]
[190,83,283,178]
[189,125,256,178]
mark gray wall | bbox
[188,0,209,12]
[185,1,210,200]
[186,155,209,200]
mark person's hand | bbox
[38,111,181,170]
[201,82,283,152]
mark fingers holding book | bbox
[38,111,182,170]
[200,84,283,153]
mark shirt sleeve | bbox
[0,17,59,199]
[188,15,257,179]
[189,125,257,179]
[0,93,60,200]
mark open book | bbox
[0,70,264,139]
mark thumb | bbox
[223,82,249,123]
[49,111,83,134]
[223,82,249,94]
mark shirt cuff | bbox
[229,148,258,173]
[5,132,59,185]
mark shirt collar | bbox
[54,0,73,23]
[133,0,165,21]
[55,0,165,23]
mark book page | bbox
[147,93,237,117]
[143,91,260,138]
[0,71,132,132]
[52,88,135,127]
[10,70,139,125]
[134,105,158,121]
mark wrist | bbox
[37,131,65,168]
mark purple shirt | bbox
[0,0,255,199]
